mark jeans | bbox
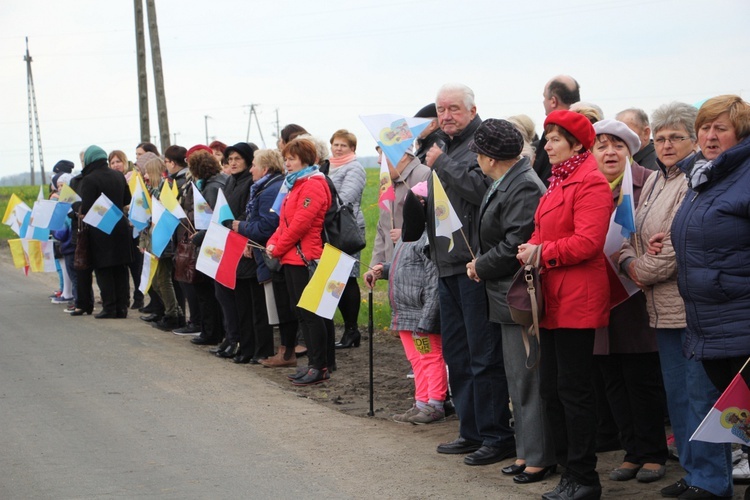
[64,253,78,303]
[656,328,732,497]
[438,274,513,447]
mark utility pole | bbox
[134,0,150,143]
[204,115,211,145]
[146,0,170,152]
[24,37,45,186]
[245,104,266,147]
[172,132,179,144]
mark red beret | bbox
[186,144,214,160]
[544,110,596,150]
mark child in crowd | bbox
[364,183,447,424]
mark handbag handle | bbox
[521,244,542,370]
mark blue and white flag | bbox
[359,114,432,167]
[128,179,151,235]
[210,188,234,224]
[30,200,70,231]
[193,183,213,230]
[20,211,50,241]
[82,193,123,235]
[613,159,636,238]
[270,182,289,214]
[150,199,180,258]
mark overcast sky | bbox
[0,0,748,180]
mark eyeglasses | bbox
[654,135,691,146]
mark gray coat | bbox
[328,159,366,231]
[475,157,545,324]
[381,232,440,334]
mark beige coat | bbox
[620,164,688,328]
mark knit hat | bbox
[415,103,437,118]
[135,152,158,174]
[224,142,256,166]
[410,181,428,198]
[186,144,213,160]
[52,159,74,174]
[593,119,642,156]
[544,110,596,150]
[83,145,107,166]
[57,173,73,186]
[469,119,524,160]
[401,190,427,242]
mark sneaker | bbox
[392,405,420,423]
[63,304,76,313]
[408,405,445,425]
[49,291,62,299]
[173,323,201,335]
[734,449,745,465]
[51,296,74,304]
[291,368,328,386]
[735,455,750,484]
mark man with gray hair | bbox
[616,108,658,170]
[533,75,581,185]
[424,83,515,465]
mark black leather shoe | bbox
[130,298,144,310]
[660,479,689,498]
[139,302,159,314]
[94,311,117,319]
[436,437,482,455]
[191,336,218,346]
[554,479,602,500]
[216,342,238,358]
[464,441,516,466]
[335,327,361,349]
[502,463,526,475]
[70,308,93,316]
[140,313,162,322]
[514,465,557,484]
[151,315,181,331]
[209,340,231,354]
[233,354,253,364]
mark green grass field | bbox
[0,186,47,240]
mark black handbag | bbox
[296,244,318,278]
[506,245,544,369]
[262,251,283,273]
[323,178,366,255]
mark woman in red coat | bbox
[266,138,333,386]
[517,110,612,500]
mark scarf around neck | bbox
[284,165,320,190]
[688,157,714,191]
[546,151,591,196]
[329,153,356,168]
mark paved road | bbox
[0,260,740,499]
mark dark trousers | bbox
[596,352,669,465]
[337,276,361,330]
[438,274,514,447]
[194,279,223,342]
[146,288,165,315]
[76,267,94,311]
[214,279,251,345]
[271,273,299,351]
[179,281,200,326]
[128,239,143,303]
[284,265,334,370]
[237,279,274,358]
[703,356,749,392]
[95,265,129,315]
[539,328,599,486]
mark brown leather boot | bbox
[260,346,297,368]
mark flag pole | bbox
[458,227,476,260]
[367,287,374,417]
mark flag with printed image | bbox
[26,239,56,272]
[359,114,432,167]
[30,200,70,231]
[378,150,395,211]
[150,199,180,258]
[82,193,123,235]
[2,194,31,236]
[7,239,29,269]
[297,243,357,319]
[58,184,82,204]
[192,183,213,230]
[138,251,159,293]
[431,171,463,252]
[692,358,750,445]
[196,222,248,289]
[128,179,151,234]
[210,188,234,224]
[127,171,148,197]
[160,181,187,220]
[19,211,50,241]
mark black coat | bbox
[79,160,133,268]
[224,169,255,279]
[475,157,545,324]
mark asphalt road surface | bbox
[0,259,740,499]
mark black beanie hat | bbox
[52,159,74,174]
[224,142,256,166]
[401,190,427,242]
[414,103,437,118]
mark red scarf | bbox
[546,151,590,196]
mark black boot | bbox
[335,326,361,349]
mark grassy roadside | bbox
[0,186,46,240]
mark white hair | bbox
[436,83,475,110]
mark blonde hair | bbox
[143,157,166,189]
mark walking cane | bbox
[368,288,374,417]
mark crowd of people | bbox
[40,76,750,500]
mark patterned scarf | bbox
[246,173,275,218]
[687,158,714,191]
[546,151,591,196]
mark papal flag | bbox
[26,239,56,273]
[58,184,82,204]
[3,194,31,236]
[138,251,159,294]
[431,171,463,252]
[30,200,70,231]
[7,239,29,269]
[297,243,356,319]
[692,357,750,445]
[160,180,187,220]
[150,199,180,258]
[359,114,432,167]
[196,222,248,289]
[128,179,151,234]
[192,183,213,230]
[82,193,123,235]
[211,188,234,224]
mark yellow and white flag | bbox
[58,184,82,204]
[298,243,356,319]
[7,239,29,269]
[431,171,463,252]
[25,239,56,272]
[139,251,159,293]
[160,181,187,219]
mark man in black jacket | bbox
[424,84,515,466]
